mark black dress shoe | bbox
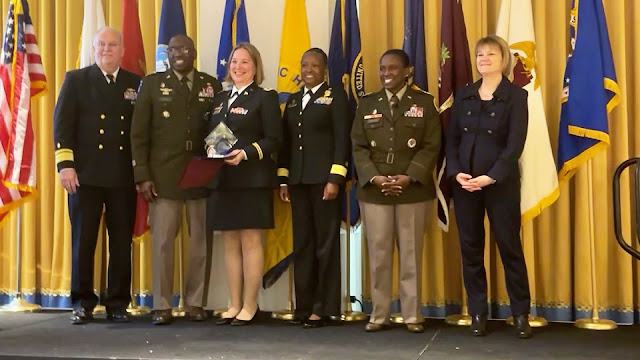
[230,316,255,326]
[514,314,533,339]
[152,310,173,325]
[470,314,487,336]
[216,317,234,325]
[106,309,131,323]
[302,318,325,329]
[70,309,93,325]
[188,306,207,322]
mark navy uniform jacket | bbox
[53,64,141,187]
[278,83,351,186]
[351,86,441,205]
[208,82,282,189]
[130,69,222,199]
[446,76,528,183]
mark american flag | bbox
[0,0,46,223]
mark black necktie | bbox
[181,76,190,93]
[106,74,115,86]
[302,89,311,110]
[390,94,399,114]
[228,91,238,109]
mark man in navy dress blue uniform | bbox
[53,27,141,324]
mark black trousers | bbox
[68,184,136,311]
[290,184,342,318]
[452,179,531,317]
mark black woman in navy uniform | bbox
[53,27,140,324]
[446,35,532,339]
[277,48,351,328]
[207,42,282,326]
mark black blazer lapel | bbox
[228,82,257,110]
[303,83,328,114]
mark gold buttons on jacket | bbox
[298,123,301,127]
[100,114,106,119]
[467,111,471,115]
[121,115,125,120]
[490,112,495,117]
[99,129,104,134]
[299,146,303,150]
[488,130,493,134]
[98,144,103,150]
[121,131,125,135]
[463,127,468,131]
[298,134,302,138]
[119,146,124,150]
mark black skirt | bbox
[207,188,274,231]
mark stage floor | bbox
[0,311,637,359]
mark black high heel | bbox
[231,307,259,326]
[216,317,234,325]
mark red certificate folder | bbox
[178,157,225,189]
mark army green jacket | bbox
[131,69,222,199]
[351,86,441,204]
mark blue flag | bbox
[402,0,427,91]
[155,0,186,72]
[217,0,250,82]
[557,0,620,184]
[328,0,365,226]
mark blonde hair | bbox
[475,35,512,77]
[224,42,265,85]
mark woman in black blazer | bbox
[277,48,351,328]
[207,42,282,326]
[446,35,532,339]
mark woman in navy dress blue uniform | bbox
[446,35,532,339]
[207,42,282,326]
[277,48,351,328]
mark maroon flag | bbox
[0,0,47,224]
[437,0,472,231]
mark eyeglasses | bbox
[167,46,195,54]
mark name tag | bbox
[229,107,248,115]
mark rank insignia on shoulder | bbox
[124,88,137,101]
[404,105,424,118]
[230,107,248,115]
[263,87,275,92]
[314,96,333,105]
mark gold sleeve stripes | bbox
[330,164,348,177]
[252,142,263,160]
[55,148,74,165]
[277,168,289,177]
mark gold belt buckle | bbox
[186,140,193,151]
[386,152,394,164]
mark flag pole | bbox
[271,263,295,320]
[445,279,471,326]
[0,206,41,312]
[93,220,107,315]
[127,242,150,315]
[172,220,186,317]
[574,160,616,330]
[338,182,366,321]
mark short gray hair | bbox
[93,26,123,46]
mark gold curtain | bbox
[0,0,197,307]
[360,0,639,322]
